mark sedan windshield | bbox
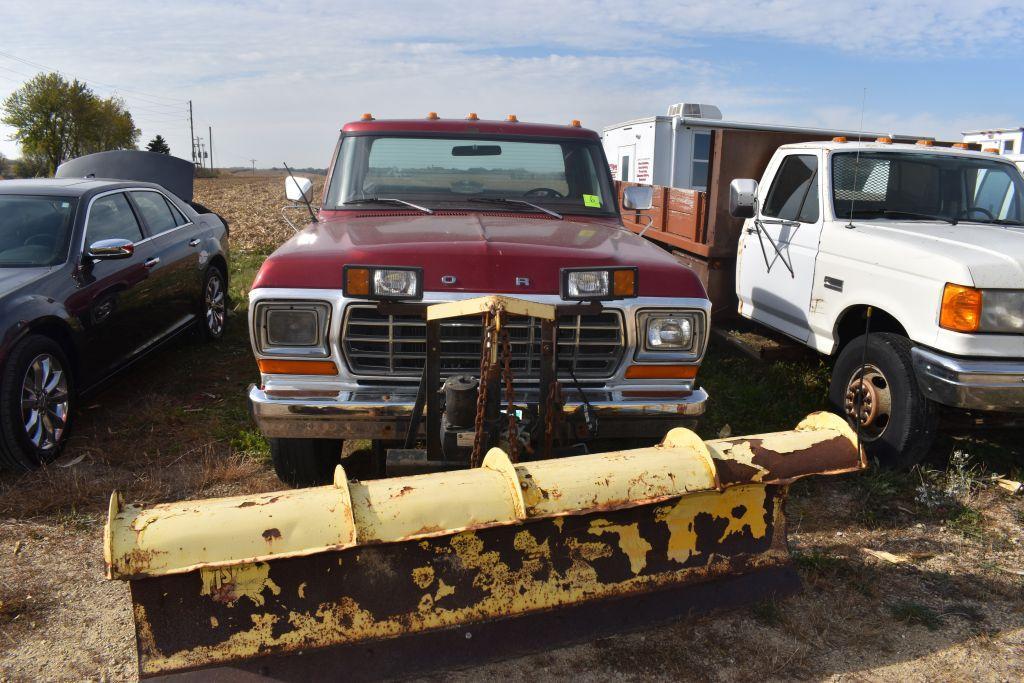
[0,195,77,266]
[832,152,1024,225]
[324,135,616,215]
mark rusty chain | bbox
[499,320,520,463]
[543,323,559,457]
[470,311,494,468]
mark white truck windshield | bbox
[325,135,616,215]
[832,152,1024,225]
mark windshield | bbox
[324,135,616,215]
[832,152,1024,225]
[0,195,77,267]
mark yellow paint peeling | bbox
[411,566,435,589]
[199,563,281,607]
[297,582,306,599]
[587,521,652,574]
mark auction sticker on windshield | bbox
[583,194,602,208]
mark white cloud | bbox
[1,1,1020,166]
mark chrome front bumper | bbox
[249,384,708,441]
[911,346,1024,412]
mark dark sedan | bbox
[0,160,228,471]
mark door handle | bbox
[188,238,201,247]
[144,257,161,268]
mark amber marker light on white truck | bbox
[940,283,982,332]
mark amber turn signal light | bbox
[875,136,893,144]
[613,269,636,297]
[258,359,338,375]
[345,267,371,296]
[624,365,698,380]
[940,283,982,333]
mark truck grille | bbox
[342,305,625,379]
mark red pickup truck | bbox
[247,115,711,486]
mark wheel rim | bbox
[205,273,226,335]
[20,353,69,451]
[844,363,892,441]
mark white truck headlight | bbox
[636,310,703,356]
[254,301,331,356]
[980,290,1024,333]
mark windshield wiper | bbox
[467,197,563,220]
[343,197,433,215]
[850,209,956,225]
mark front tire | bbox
[830,333,937,468]
[270,437,343,487]
[0,335,74,471]
[200,266,227,340]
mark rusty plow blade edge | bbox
[105,412,863,677]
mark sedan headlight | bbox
[636,310,703,358]
[344,265,422,300]
[941,283,1024,333]
[254,301,331,356]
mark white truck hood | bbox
[852,220,1024,288]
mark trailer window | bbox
[691,132,711,188]
[763,155,819,223]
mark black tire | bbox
[0,335,74,471]
[200,266,227,340]
[270,438,343,487]
[830,333,938,468]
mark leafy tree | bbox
[146,134,171,154]
[1,73,140,176]
[0,151,6,177]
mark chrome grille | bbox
[342,304,625,379]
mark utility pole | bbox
[208,126,214,170]
[250,159,257,176]
[188,101,196,165]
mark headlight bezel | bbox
[940,283,1024,334]
[634,309,705,362]
[343,264,423,301]
[561,267,638,301]
[254,300,332,357]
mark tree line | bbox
[1,72,174,178]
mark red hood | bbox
[253,211,707,299]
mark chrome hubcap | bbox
[844,363,891,441]
[206,274,226,335]
[20,353,69,450]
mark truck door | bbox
[736,153,824,342]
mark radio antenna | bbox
[845,87,868,229]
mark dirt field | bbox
[1,176,1022,681]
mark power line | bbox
[0,49,186,106]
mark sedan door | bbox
[128,190,200,334]
[72,191,159,385]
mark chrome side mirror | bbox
[729,179,758,218]
[622,185,654,211]
[286,176,313,203]
[88,238,135,260]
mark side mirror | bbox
[729,179,759,218]
[286,176,313,203]
[622,185,654,211]
[88,238,135,260]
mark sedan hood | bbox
[848,220,1024,288]
[0,266,53,297]
[254,212,707,299]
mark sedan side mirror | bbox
[286,176,313,203]
[88,238,135,260]
[622,185,654,211]
[729,179,759,218]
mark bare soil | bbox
[1,176,1022,682]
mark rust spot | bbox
[392,486,415,498]
[262,528,282,542]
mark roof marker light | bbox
[952,143,969,149]
[360,113,374,121]
[570,119,582,128]
[426,112,439,120]
[875,136,893,144]
[832,136,847,143]
[984,147,1000,154]
[466,112,479,121]
[915,139,934,146]
[506,114,518,122]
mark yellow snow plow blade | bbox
[105,413,863,677]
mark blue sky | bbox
[0,1,1021,168]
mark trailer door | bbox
[736,152,824,342]
[617,145,635,182]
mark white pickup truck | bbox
[729,139,1024,466]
